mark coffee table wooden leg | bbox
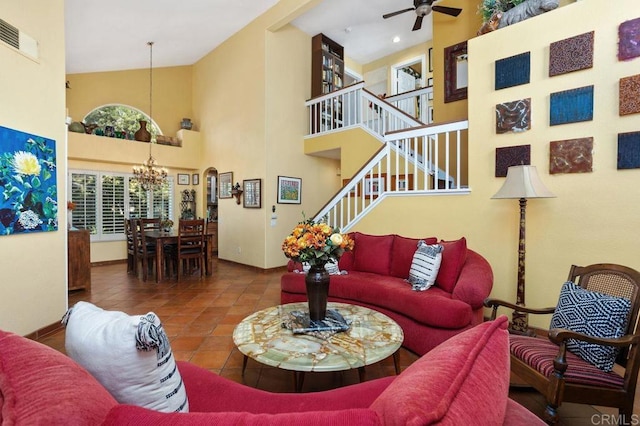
[294,371,305,392]
[241,355,248,377]
[358,366,366,382]
[393,351,401,375]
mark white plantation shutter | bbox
[152,178,173,220]
[101,175,125,236]
[69,170,173,240]
[128,178,149,219]
[70,172,98,235]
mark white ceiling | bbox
[65,0,441,75]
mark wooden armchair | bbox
[485,264,640,424]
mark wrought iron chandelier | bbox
[133,41,167,191]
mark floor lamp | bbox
[492,165,555,333]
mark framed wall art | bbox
[0,126,58,235]
[277,176,301,204]
[243,178,261,208]
[218,172,233,199]
[177,173,190,185]
[444,41,468,103]
[192,173,199,185]
[364,176,385,197]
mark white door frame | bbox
[390,54,427,95]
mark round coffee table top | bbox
[233,302,404,373]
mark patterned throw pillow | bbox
[407,241,443,291]
[550,281,632,372]
[62,301,189,413]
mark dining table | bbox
[144,230,215,283]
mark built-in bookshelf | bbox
[311,34,344,132]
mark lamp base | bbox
[509,311,536,337]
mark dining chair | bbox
[133,219,157,282]
[485,263,640,424]
[177,219,205,281]
[125,218,137,275]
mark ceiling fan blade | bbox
[412,15,424,31]
[432,5,462,17]
[383,7,415,19]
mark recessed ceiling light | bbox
[392,36,401,43]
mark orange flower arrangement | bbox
[282,217,354,267]
[67,201,76,211]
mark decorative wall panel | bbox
[550,86,594,126]
[549,137,593,174]
[618,17,640,61]
[549,31,594,76]
[495,145,531,177]
[496,98,531,133]
[495,52,530,90]
[617,131,640,169]
[619,74,640,116]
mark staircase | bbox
[305,83,469,231]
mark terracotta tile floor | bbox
[36,260,629,424]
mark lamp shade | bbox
[492,165,555,199]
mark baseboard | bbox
[24,321,64,341]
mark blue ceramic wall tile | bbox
[617,131,640,169]
[550,86,594,126]
[495,52,530,90]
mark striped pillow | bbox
[407,241,443,291]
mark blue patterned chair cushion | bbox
[550,281,632,372]
[407,241,443,291]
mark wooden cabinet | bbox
[68,229,91,291]
[311,34,345,132]
[207,221,218,253]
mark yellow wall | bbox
[362,42,433,95]
[432,0,482,123]
[0,0,67,335]
[192,0,338,269]
[66,66,193,137]
[355,0,640,329]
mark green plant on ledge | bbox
[479,0,526,22]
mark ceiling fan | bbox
[383,0,462,31]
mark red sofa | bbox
[0,317,543,425]
[281,232,494,355]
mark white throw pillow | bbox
[62,301,189,413]
[407,241,443,291]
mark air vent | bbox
[0,19,19,49]
[0,18,38,59]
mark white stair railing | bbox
[385,86,433,124]
[314,120,470,231]
[306,82,421,138]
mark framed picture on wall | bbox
[177,173,190,185]
[218,172,233,199]
[277,176,302,204]
[243,179,261,208]
[192,173,199,185]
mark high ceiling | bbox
[65,0,443,75]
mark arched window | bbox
[83,104,162,140]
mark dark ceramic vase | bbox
[134,120,151,142]
[305,265,330,321]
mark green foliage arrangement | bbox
[478,0,526,22]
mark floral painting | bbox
[0,126,58,235]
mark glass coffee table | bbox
[233,302,404,391]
